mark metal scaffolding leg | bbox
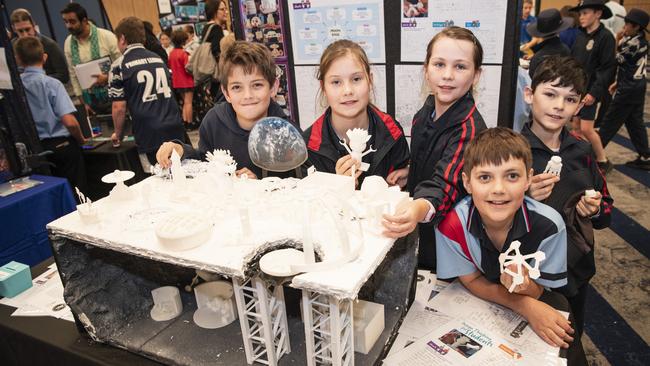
[232,277,291,365]
[302,290,355,366]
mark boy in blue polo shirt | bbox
[436,128,574,350]
[15,36,87,190]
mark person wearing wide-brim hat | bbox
[599,8,650,171]
[527,9,574,77]
[569,0,613,20]
[570,0,617,175]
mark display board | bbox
[294,65,387,131]
[399,0,507,64]
[287,0,386,65]
[238,0,295,118]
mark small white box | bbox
[353,300,384,354]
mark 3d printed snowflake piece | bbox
[206,149,237,176]
[498,240,546,293]
[340,128,376,172]
[543,156,563,177]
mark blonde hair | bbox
[316,39,374,109]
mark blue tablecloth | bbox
[0,175,76,266]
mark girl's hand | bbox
[335,155,362,179]
[386,166,409,188]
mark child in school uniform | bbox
[436,128,587,365]
[302,39,410,187]
[156,41,296,179]
[599,8,650,170]
[168,29,194,128]
[569,0,617,174]
[522,55,613,338]
[382,27,487,271]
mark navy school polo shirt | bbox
[435,196,568,289]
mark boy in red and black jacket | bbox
[303,106,410,185]
[522,55,613,338]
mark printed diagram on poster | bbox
[394,64,501,136]
[275,62,295,119]
[288,0,386,65]
[294,65,386,130]
[240,0,288,61]
[400,0,507,63]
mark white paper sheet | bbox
[294,64,387,131]
[157,0,172,14]
[394,64,501,135]
[0,48,13,90]
[74,56,111,90]
[399,0,508,64]
[0,265,74,322]
[387,281,567,365]
[287,0,386,64]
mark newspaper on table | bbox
[386,280,567,365]
[0,263,74,322]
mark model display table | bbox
[48,169,417,365]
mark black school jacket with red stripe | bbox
[408,93,486,269]
[302,106,410,183]
[522,123,613,294]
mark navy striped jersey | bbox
[436,196,568,289]
[108,44,184,153]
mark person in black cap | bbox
[570,0,616,175]
[599,8,649,170]
[527,8,573,78]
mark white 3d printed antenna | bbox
[543,156,562,177]
[498,240,546,293]
[340,128,376,172]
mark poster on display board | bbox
[240,0,289,61]
[293,65,386,131]
[275,62,295,119]
[287,0,385,65]
[394,64,501,136]
[400,0,507,63]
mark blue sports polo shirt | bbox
[20,66,76,140]
[436,196,568,289]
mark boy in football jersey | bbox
[108,17,185,165]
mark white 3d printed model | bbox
[340,128,376,172]
[543,156,563,177]
[101,169,135,201]
[584,189,598,198]
[150,286,183,321]
[498,240,546,293]
[193,281,237,329]
[155,213,213,251]
[75,187,99,224]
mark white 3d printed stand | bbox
[543,156,563,177]
[101,170,135,201]
[340,128,376,172]
[150,286,183,322]
[498,240,546,293]
[193,281,237,329]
